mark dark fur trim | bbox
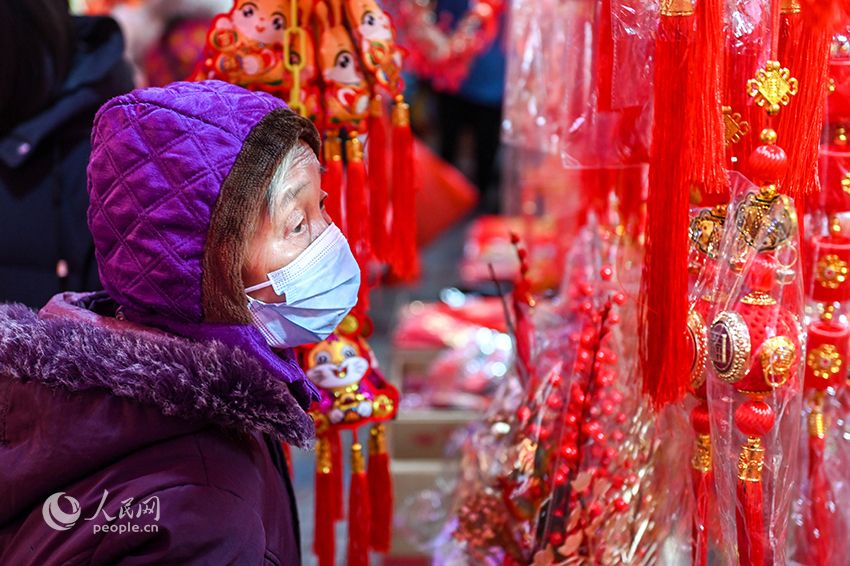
[202,108,321,324]
[0,304,315,448]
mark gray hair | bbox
[265,142,320,223]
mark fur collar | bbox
[0,299,315,448]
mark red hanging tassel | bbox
[734,400,775,566]
[346,133,372,312]
[323,131,345,228]
[691,403,712,566]
[776,4,831,199]
[368,96,391,262]
[389,95,419,281]
[368,424,393,552]
[639,2,694,408]
[347,430,371,566]
[314,435,336,566]
[330,429,344,521]
[806,393,833,565]
[687,0,728,196]
[736,463,766,566]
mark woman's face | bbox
[243,145,330,304]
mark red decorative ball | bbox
[613,498,629,512]
[745,256,778,293]
[600,265,613,281]
[734,399,775,436]
[748,143,788,184]
[690,402,711,435]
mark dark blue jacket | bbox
[0,16,133,307]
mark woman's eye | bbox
[272,16,284,30]
[320,196,327,210]
[242,6,254,17]
[292,220,305,234]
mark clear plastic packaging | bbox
[704,180,805,566]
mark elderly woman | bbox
[0,81,358,564]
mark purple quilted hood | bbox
[87,80,321,406]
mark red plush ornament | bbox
[299,313,399,565]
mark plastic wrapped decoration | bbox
[499,0,653,243]
[684,173,764,566]
[705,135,805,566]
[394,0,504,93]
[786,28,850,565]
[298,312,400,566]
[686,202,727,566]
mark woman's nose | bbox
[309,216,331,244]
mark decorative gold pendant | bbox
[660,0,695,16]
[689,206,726,259]
[780,0,801,13]
[723,106,750,145]
[816,253,849,289]
[709,311,751,383]
[688,310,708,389]
[734,190,796,251]
[760,335,796,388]
[841,172,850,195]
[747,60,799,116]
[807,344,843,381]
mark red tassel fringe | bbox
[330,430,344,521]
[368,425,393,552]
[368,97,391,262]
[639,12,694,408]
[347,433,371,566]
[687,0,728,196]
[345,135,372,312]
[807,432,833,565]
[314,437,336,566]
[389,97,419,281]
[776,10,830,199]
[736,476,766,566]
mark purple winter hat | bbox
[86,80,321,407]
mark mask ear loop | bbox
[245,280,273,293]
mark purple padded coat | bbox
[0,81,323,565]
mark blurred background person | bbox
[0,0,133,307]
[433,0,506,214]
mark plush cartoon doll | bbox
[299,313,398,566]
[343,0,403,92]
[192,0,288,93]
[314,0,370,132]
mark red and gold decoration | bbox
[299,313,399,566]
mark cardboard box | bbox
[389,409,476,461]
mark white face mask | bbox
[245,223,360,348]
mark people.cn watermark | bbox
[42,490,161,534]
